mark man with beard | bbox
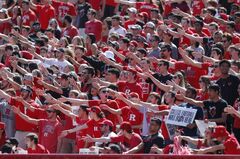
[0,86,40,148]
[62,15,79,39]
[12,106,63,153]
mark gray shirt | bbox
[148,47,161,59]
[0,100,16,137]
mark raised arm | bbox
[99,53,123,71]
[179,135,200,146]
[178,29,203,43]
[83,135,111,143]
[59,96,89,106]
[197,144,224,154]
[145,72,172,92]
[115,0,136,6]
[38,79,63,94]
[0,90,11,102]
[12,107,39,125]
[60,123,88,137]
[29,0,37,10]
[109,47,126,61]
[179,48,203,68]
[50,104,77,119]
[176,94,204,107]
[113,90,143,110]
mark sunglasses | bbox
[46,110,55,113]
[160,49,167,52]
[101,90,109,94]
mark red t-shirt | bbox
[27,144,49,154]
[192,0,205,16]
[85,19,103,41]
[137,77,151,102]
[86,118,106,138]
[135,2,158,15]
[76,117,90,149]
[51,0,77,27]
[111,133,142,149]
[233,99,240,129]
[38,119,63,153]
[87,0,101,10]
[61,115,76,139]
[35,5,55,30]
[88,100,119,126]
[0,22,11,34]
[174,62,210,88]
[232,34,240,44]
[105,0,117,7]
[190,27,211,37]
[121,106,143,134]
[62,25,79,39]
[10,98,39,132]
[196,89,209,101]
[22,10,37,26]
[224,135,240,154]
[117,81,143,99]
[124,19,137,30]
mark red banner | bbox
[0,154,240,159]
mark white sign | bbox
[79,148,99,154]
[195,120,217,137]
[166,106,197,127]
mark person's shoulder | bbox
[229,74,240,81]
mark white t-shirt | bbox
[43,58,72,72]
[109,26,127,37]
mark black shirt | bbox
[75,2,92,28]
[146,73,173,93]
[203,99,227,124]
[142,132,165,153]
[216,75,240,105]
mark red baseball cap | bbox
[0,122,5,129]
[212,126,229,138]
[100,120,114,128]
[120,122,132,132]
[90,106,102,115]
[130,40,138,47]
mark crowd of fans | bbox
[0,0,240,155]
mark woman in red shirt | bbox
[197,76,210,101]
[60,106,106,139]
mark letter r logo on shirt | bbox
[129,114,136,121]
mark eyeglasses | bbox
[160,49,167,52]
[46,110,55,113]
[101,90,109,94]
